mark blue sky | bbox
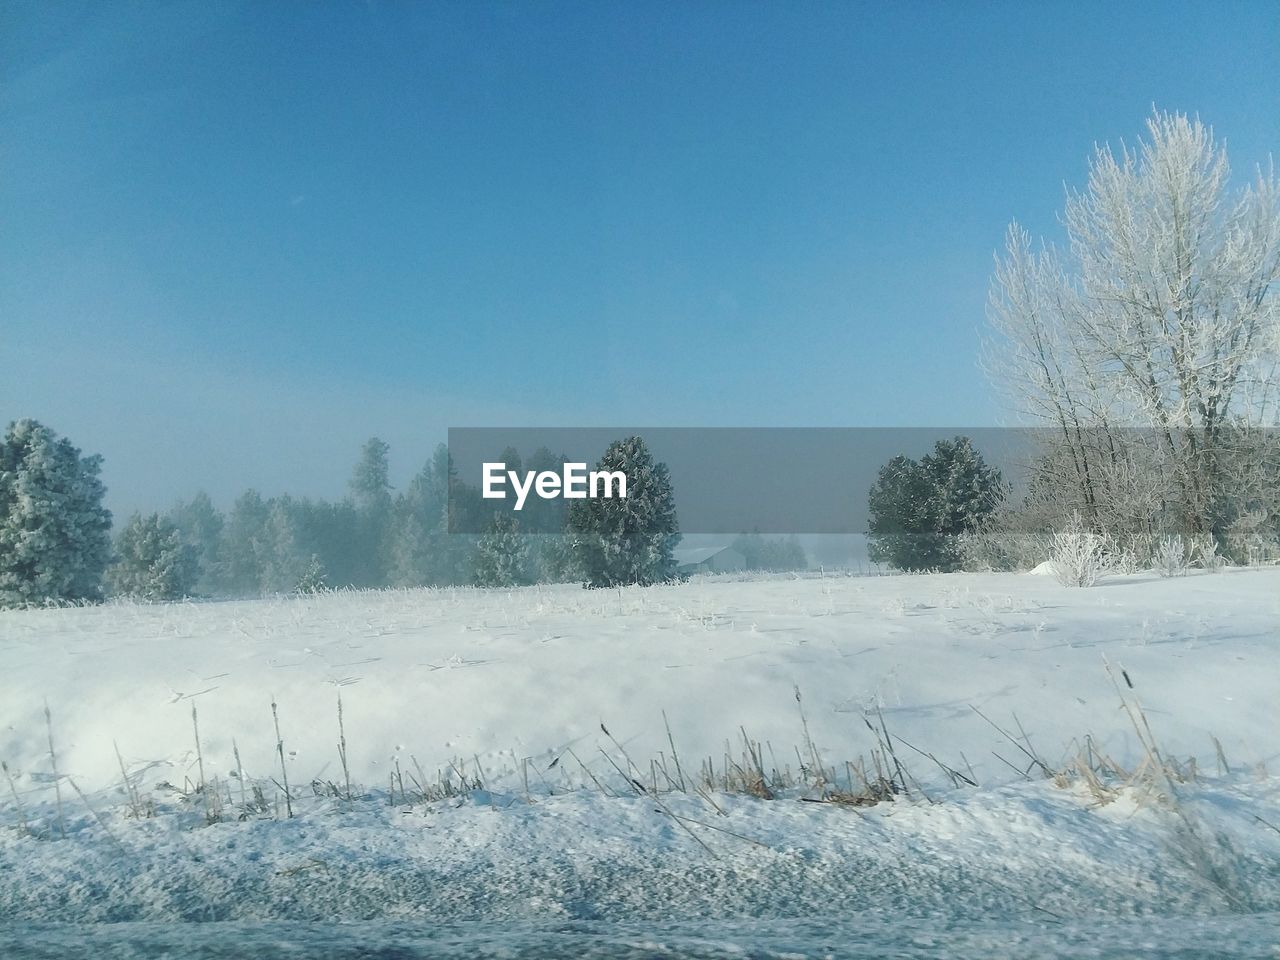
[2,0,1277,515]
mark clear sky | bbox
[2,0,1277,516]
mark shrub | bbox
[1153,535,1188,578]
[1050,513,1109,587]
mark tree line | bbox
[0,427,802,607]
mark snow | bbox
[2,568,1275,795]
[1,568,1278,953]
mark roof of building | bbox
[673,545,740,566]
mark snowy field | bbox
[2,568,1279,957]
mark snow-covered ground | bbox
[1,569,1279,957]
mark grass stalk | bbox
[2,760,30,838]
[337,692,353,805]
[271,696,293,819]
[44,702,66,840]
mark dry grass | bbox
[0,669,1264,875]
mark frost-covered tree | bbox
[0,419,112,607]
[986,111,1280,544]
[168,491,224,595]
[732,531,808,571]
[868,437,1004,572]
[294,554,327,594]
[351,437,392,514]
[257,495,314,594]
[867,455,942,571]
[106,513,198,600]
[294,498,363,588]
[528,534,582,583]
[567,436,680,588]
[214,490,363,596]
[390,444,473,586]
[471,514,528,587]
[218,489,270,596]
[350,437,393,586]
[516,447,571,534]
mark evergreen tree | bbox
[350,437,393,585]
[732,531,808,572]
[528,534,582,583]
[868,437,1004,571]
[390,444,467,586]
[257,495,313,593]
[219,490,270,596]
[0,419,112,607]
[921,437,1006,540]
[517,447,571,534]
[472,514,528,587]
[106,513,198,600]
[168,491,224,595]
[350,437,392,513]
[294,554,328,594]
[567,436,680,587]
[296,498,363,589]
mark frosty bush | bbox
[1225,509,1279,566]
[294,555,328,594]
[957,527,1051,572]
[1192,535,1225,572]
[107,513,199,600]
[1050,513,1109,587]
[1153,535,1188,578]
[0,419,112,607]
[567,436,679,588]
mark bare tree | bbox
[986,111,1280,545]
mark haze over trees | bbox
[731,532,807,572]
[0,420,692,605]
[985,110,1280,564]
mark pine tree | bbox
[257,496,313,594]
[106,513,199,600]
[0,419,112,607]
[567,436,680,588]
[350,437,392,514]
[920,437,1005,542]
[868,437,1004,572]
[528,534,582,583]
[168,491,224,595]
[472,514,528,587]
[390,444,469,586]
[350,437,393,586]
[732,530,808,572]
